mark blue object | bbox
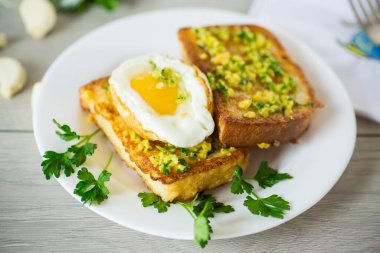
[351,30,380,59]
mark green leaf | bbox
[74,167,112,205]
[137,192,170,213]
[213,203,235,214]
[244,194,290,219]
[195,200,213,246]
[193,194,234,218]
[53,119,80,141]
[231,165,253,194]
[194,206,212,249]
[95,0,119,11]
[41,151,74,179]
[254,161,293,188]
[69,143,97,166]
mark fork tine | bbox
[349,0,364,26]
[367,0,380,21]
[358,0,372,23]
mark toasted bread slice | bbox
[80,77,249,202]
[178,25,322,147]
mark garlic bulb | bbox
[0,57,27,98]
[19,0,57,39]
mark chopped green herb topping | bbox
[150,61,181,87]
[192,26,305,117]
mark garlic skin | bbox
[0,57,27,98]
[0,33,7,49]
[19,0,57,40]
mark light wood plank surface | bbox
[0,133,379,252]
[1,1,379,252]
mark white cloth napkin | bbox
[249,0,380,123]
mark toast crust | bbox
[178,25,322,147]
[80,77,249,201]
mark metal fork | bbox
[349,0,380,45]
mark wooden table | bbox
[1,1,379,252]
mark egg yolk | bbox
[130,73,179,115]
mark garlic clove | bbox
[0,57,27,98]
[19,0,57,40]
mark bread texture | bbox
[80,77,249,202]
[178,25,322,147]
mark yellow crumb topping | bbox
[128,129,235,175]
[192,26,305,117]
[257,142,271,149]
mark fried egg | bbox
[109,53,214,148]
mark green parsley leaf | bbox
[41,120,100,181]
[74,153,113,205]
[69,143,97,166]
[231,163,292,219]
[41,151,74,179]
[137,192,170,213]
[194,213,212,248]
[231,165,253,194]
[244,194,290,219]
[253,161,293,188]
[193,194,234,218]
[138,192,234,248]
[53,119,80,141]
[95,0,119,10]
[74,168,111,205]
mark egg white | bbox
[109,53,214,148]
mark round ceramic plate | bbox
[33,8,356,240]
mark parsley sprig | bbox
[53,119,80,141]
[138,192,170,213]
[253,161,293,188]
[137,193,234,248]
[74,152,113,205]
[42,119,114,205]
[231,163,292,219]
[41,119,99,180]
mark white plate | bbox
[33,8,356,240]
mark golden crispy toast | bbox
[178,25,322,147]
[80,77,249,202]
